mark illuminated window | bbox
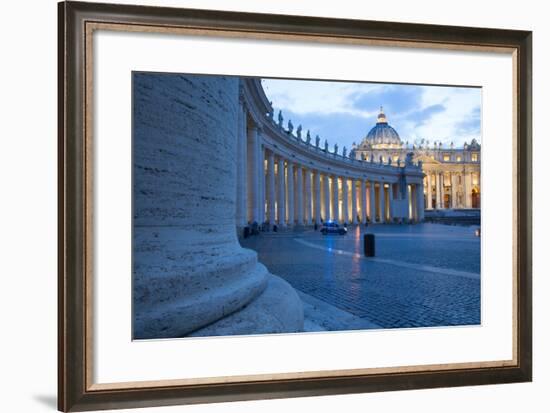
[471,153,479,162]
[443,155,450,162]
[456,156,462,162]
[393,155,399,162]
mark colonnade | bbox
[237,81,426,231]
[425,170,480,210]
[239,141,425,228]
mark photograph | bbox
[132,72,482,340]
[53,1,533,410]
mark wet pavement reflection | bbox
[240,223,481,329]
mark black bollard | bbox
[243,226,250,239]
[364,233,375,257]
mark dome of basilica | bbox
[363,108,402,148]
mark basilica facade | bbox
[352,109,481,211]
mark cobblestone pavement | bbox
[240,223,481,330]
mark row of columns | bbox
[249,148,424,227]
[425,171,479,210]
[237,109,425,229]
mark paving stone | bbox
[241,223,481,330]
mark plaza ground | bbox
[240,223,480,331]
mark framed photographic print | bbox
[58,1,532,411]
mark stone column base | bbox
[189,274,304,337]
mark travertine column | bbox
[277,158,286,227]
[441,173,448,209]
[314,171,321,225]
[258,143,266,223]
[267,151,276,225]
[323,174,331,221]
[304,169,312,224]
[360,181,367,223]
[369,181,376,222]
[247,125,260,223]
[351,179,358,224]
[236,102,247,227]
[435,172,442,209]
[451,173,458,209]
[426,173,433,210]
[464,171,472,208]
[388,183,394,221]
[417,183,425,221]
[379,183,386,223]
[332,176,340,223]
[411,184,417,220]
[342,177,349,224]
[133,74,302,339]
[296,166,304,225]
[287,163,294,226]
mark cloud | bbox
[274,109,371,151]
[261,78,481,148]
[350,84,424,115]
[410,104,447,126]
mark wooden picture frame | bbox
[58,1,532,411]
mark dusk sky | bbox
[261,78,481,151]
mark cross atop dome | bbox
[377,106,388,124]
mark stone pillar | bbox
[369,181,376,223]
[388,183,394,222]
[405,183,412,220]
[258,143,266,223]
[411,184,417,220]
[464,171,472,208]
[360,181,367,224]
[287,163,294,226]
[277,157,286,227]
[314,171,321,225]
[451,173,458,209]
[247,125,260,223]
[304,169,312,225]
[236,101,247,228]
[332,176,340,223]
[296,166,304,225]
[267,151,276,225]
[435,172,442,209]
[351,179,358,224]
[441,173,448,209]
[379,183,386,223]
[133,74,303,339]
[426,172,433,210]
[417,183,425,221]
[323,174,331,221]
[365,180,371,221]
[342,177,349,224]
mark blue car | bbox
[320,222,347,235]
